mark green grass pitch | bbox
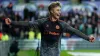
[17,50,73,56]
[17,49,100,56]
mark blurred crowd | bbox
[0,0,99,40]
[62,8,98,37]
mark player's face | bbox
[50,6,61,19]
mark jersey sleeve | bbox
[62,22,89,41]
[11,18,47,29]
[11,21,38,26]
[11,18,44,27]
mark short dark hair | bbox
[48,1,61,11]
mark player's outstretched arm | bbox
[65,23,95,42]
[5,18,39,27]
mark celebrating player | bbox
[5,1,95,56]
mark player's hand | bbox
[89,35,95,42]
[5,18,11,25]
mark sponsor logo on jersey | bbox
[44,31,60,36]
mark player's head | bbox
[48,1,61,19]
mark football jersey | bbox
[11,18,89,56]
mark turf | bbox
[17,50,73,56]
[17,49,100,56]
[70,50,100,53]
[60,50,73,56]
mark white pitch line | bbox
[68,52,100,56]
